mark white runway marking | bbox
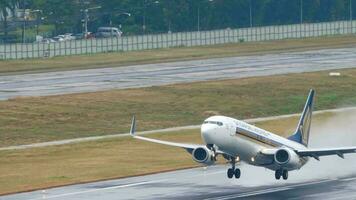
[28,180,162,200]
[340,177,356,182]
[203,179,336,200]
[26,170,226,200]
[205,187,293,200]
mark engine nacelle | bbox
[192,147,215,165]
[274,148,300,169]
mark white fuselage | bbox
[201,116,309,171]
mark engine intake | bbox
[192,147,215,165]
[274,149,290,165]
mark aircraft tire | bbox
[227,168,234,179]
[275,169,281,180]
[234,168,241,179]
[282,170,288,180]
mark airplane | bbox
[130,89,356,180]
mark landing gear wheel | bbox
[234,168,241,179]
[227,168,234,179]
[275,169,281,180]
[282,170,288,180]
[227,156,238,179]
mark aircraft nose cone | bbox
[201,124,216,144]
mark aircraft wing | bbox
[296,147,356,160]
[129,116,226,155]
[132,135,201,151]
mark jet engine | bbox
[274,148,300,168]
[192,147,216,165]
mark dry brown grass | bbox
[1,68,356,147]
[1,35,356,74]
[0,130,201,195]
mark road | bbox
[3,163,356,200]
[1,47,356,100]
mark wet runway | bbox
[1,47,356,100]
[3,163,356,200]
[2,109,356,200]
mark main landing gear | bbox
[227,157,241,179]
[275,169,288,180]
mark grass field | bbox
[1,35,356,74]
[1,68,356,147]
[0,110,347,195]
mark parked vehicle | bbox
[42,38,56,43]
[63,33,76,40]
[85,32,95,39]
[95,27,122,38]
[52,36,65,42]
[74,33,85,40]
[34,38,56,43]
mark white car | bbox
[96,27,122,38]
[52,36,64,42]
[63,33,76,40]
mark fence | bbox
[1,20,356,60]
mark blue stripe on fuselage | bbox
[236,124,294,149]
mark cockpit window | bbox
[203,121,223,126]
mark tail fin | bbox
[288,89,314,147]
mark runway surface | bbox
[3,164,356,200]
[1,47,356,100]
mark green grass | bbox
[1,68,356,147]
[1,35,356,74]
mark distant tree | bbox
[30,0,81,35]
[3,0,355,39]
[0,0,18,39]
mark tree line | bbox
[0,0,355,37]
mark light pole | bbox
[22,16,27,43]
[198,4,200,31]
[82,6,101,37]
[110,12,131,36]
[350,0,353,33]
[249,0,252,27]
[198,0,214,32]
[350,0,353,22]
[143,0,159,34]
[109,12,131,26]
[31,10,43,36]
[300,0,303,25]
[21,9,42,43]
[84,9,88,35]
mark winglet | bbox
[130,116,136,136]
